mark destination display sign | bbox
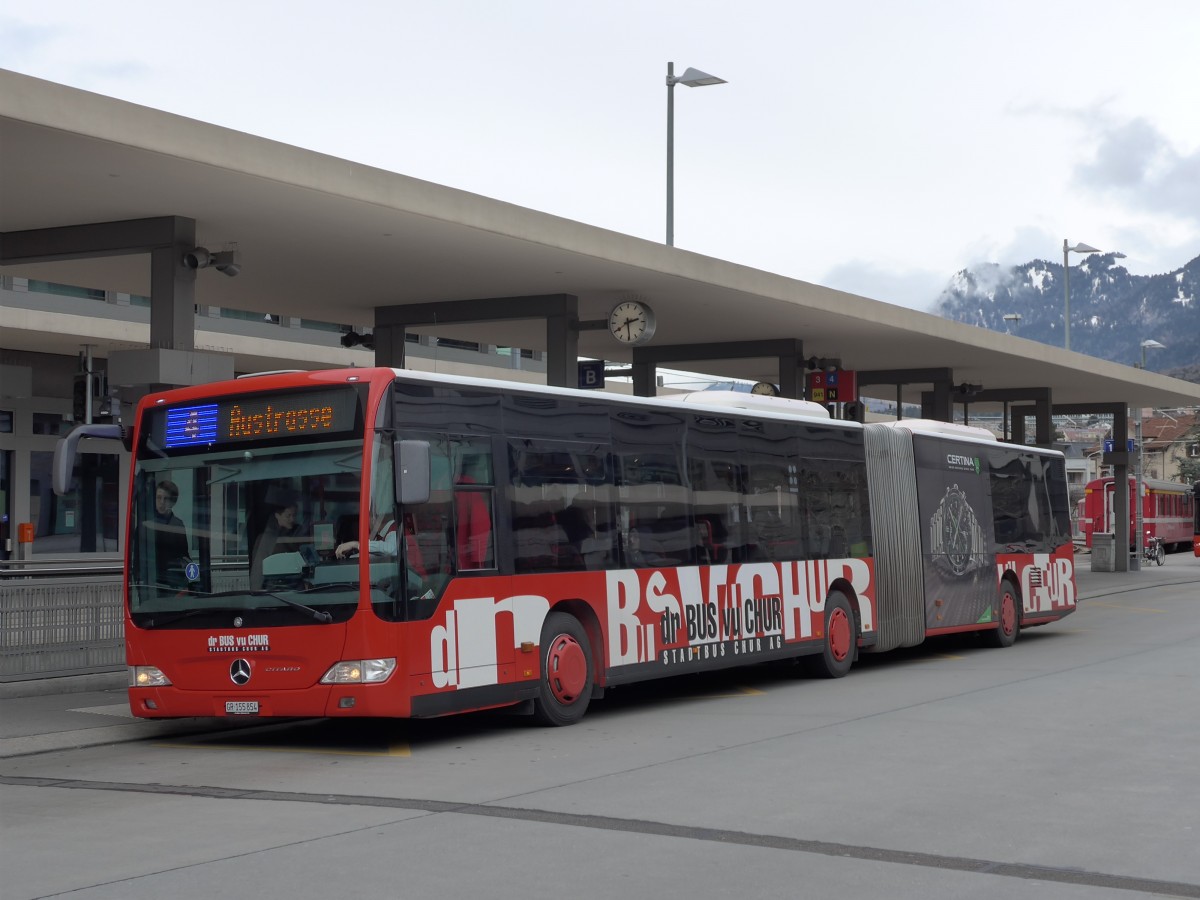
[152,387,360,450]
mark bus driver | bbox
[334,509,397,559]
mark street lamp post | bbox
[1062,239,1125,351]
[666,62,726,247]
[1140,338,1165,369]
[1132,341,1163,571]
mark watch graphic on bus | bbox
[932,484,980,576]
[608,300,656,346]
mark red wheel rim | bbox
[546,634,587,704]
[1000,591,1017,635]
[828,607,852,662]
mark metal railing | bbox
[1,557,123,578]
[0,564,124,681]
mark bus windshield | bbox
[128,386,389,629]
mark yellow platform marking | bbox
[892,652,964,665]
[705,685,767,698]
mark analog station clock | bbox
[608,300,656,346]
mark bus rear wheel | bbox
[532,612,594,726]
[984,582,1020,648]
[804,591,856,678]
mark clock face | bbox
[608,301,656,345]
[750,382,779,396]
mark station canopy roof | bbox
[3,68,1199,412]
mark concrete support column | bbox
[920,378,953,421]
[632,360,656,397]
[149,225,196,351]
[546,312,580,389]
[373,324,407,369]
[1111,410,1131,572]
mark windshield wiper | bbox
[249,590,333,623]
[141,606,248,629]
[136,587,333,626]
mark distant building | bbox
[1140,410,1200,482]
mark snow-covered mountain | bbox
[933,253,1200,376]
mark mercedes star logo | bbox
[229,658,252,686]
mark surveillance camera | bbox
[212,250,241,277]
[183,247,213,269]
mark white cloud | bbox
[819,261,949,312]
[1075,117,1200,226]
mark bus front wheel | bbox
[532,612,594,726]
[804,591,856,678]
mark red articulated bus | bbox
[55,368,1077,726]
[1078,476,1196,552]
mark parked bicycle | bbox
[1143,531,1165,567]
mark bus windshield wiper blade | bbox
[142,606,248,629]
[249,590,334,623]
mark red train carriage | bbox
[1079,476,1195,552]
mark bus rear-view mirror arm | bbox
[53,423,130,495]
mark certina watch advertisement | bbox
[912,436,995,630]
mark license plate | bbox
[225,700,259,715]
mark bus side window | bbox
[618,451,696,568]
[510,442,613,573]
[689,457,739,565]
[453,443,495,571]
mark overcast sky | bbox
[5,0,1200,310]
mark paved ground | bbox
[1,553,1189,758]
[2,553,1198,899]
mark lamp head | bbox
[183,247,213,269]
[212,249,240,277]
[669,65,727,88]
[184,246,240,276]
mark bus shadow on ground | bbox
[166,628,1073,755]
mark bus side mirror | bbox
[53,423,128,495]
[396,440,431,505]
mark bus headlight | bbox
[128,666,171,687]
[319,658,396,684]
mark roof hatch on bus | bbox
[676,390,831,419]
[881,419,996,441]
